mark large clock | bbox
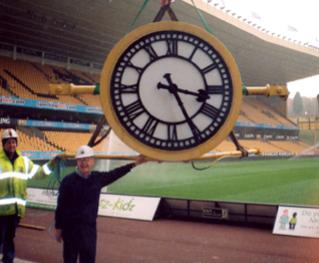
[100,21,242,161]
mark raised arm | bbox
[99,155,148,187]
[24,156,59,180]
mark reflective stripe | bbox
[29,164,40,178]
[0,171,30,180]
[42,163,52,175]
[0,197,26,206]
[22,156,29,174]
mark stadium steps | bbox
[3,69,58,99]
[70,93,87,105]
[19,126,40,138]
[19,127,64,152]
[62,68,93,85]
[0,74,8,89]
[34,129,66,152]
[77,94,101,107]
[258,101,290,126]
[0,74,19,97]
[43,134,66,152]
[273,107,297,127]
[82,71,96,83]
[239,110,256,123]
[31,63,51,81]
[74,94,89,105]
[16,128,57,152]
[267,140,289,152]
[52,67,91,85]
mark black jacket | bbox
[55,163,135,229]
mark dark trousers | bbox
[62,225,97,263]
[0,215,20,263]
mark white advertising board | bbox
[27,188,58,207]
[98,194,161,221]
[273,206,319,238]
[27,188,160,221]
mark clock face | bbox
[100,21,242,161]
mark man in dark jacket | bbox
[54,145,147,263]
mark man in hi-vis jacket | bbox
[0,128,55,263]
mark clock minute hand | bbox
[158,74,201,142]
[172,87,210,102]
[171,89,201,143]
[158,84,198,96]
[157,83,209,103]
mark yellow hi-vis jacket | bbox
[0,149,53,217]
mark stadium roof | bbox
[2,0,319,86]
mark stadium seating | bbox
[0,57,100,106]
[44,131,106,153]
[0,56,310,157]
[268,140,309,154]
[0,128,58,152]
[0,128,107,154]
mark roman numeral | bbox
[142,116,158,136]
[200,103,219,119]
[166,39,178,55]
[127,61,143,74]
[120,84,138,94]
[206,85,224,94]
[125,100,144,120]
[144,45,158,61]
[167,124,178,141]
[189,46,197,61]
[189,122,201,138]
[202,63,217,74]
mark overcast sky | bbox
[206,0,319,98]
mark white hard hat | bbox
[75,145,94,159]
[2,129,18,140]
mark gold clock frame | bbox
[100,21,242,161]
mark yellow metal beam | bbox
[244,84,289,98]
[49,83,97,95]
[50,83,289,99]
[57,149,260,161]
[197,149,260,161]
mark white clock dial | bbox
[100,21,242,161]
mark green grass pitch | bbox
[28,157,319,206]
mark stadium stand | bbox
[268,140,309,154]
[241,98,290,127]
[0,128,106,155]
[44,130,106,153]
[0,128,57,152]
[214,138,308,155]
[0,57,100,106]
[0,56,311,158]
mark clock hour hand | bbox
[163,73,174,86]
[157,82,174,91]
